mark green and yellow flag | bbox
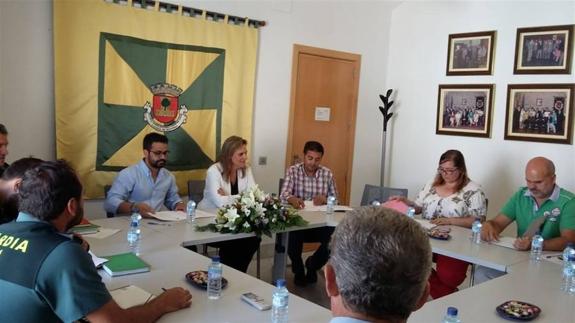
[54,0,258,198]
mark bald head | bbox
[526,157,555,177]
[525,157,556,200]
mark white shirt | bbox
[197,163,256,210]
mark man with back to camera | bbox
[0,157,43,224]
[476,156,575,282]
[280,140,338,286]
[0,160,192,322]
[0,124,9,177]
[326,206,431,323]
[105,132,185,217]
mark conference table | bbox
[87,215,331,322]
[86,210,573,322]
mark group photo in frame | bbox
[504,84,574,145]
[446,30,495,75]
[513,24,574,74]
[436,84,494,138]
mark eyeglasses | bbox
[150,150,169,157]
[437,167,458,174]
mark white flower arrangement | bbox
[197,185,307,236]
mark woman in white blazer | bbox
[198,136,260,272]
[198,140,256,209]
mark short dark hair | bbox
[18,160,83,221]
[0,124,7,135]
[143,133,168,151]
[2,157,43,180]
[303,141,324,155]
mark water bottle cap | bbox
[276,279,286,287]
[211,256,220,263]
[447,307,458,316]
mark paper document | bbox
[542,253,563,265]
[303,201,353,212]
[414,219,436,230]
[150,210,187,221]
[490,236,517,249]
[195,209,217,218]
[88,228,120,239]
[89,251,108,268]
[110,285,155,309]
[381,200,409,214]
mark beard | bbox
[151,159,166,169]
[65,205,84,231]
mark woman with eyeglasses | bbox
[198,135,260,273]
[390,149,486,299]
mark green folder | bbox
[102,252,150,277]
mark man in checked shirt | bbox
[280,141,338,286]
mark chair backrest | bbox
[360,184,408,206]
[104,185,114,218]
[188,180,206,204]
[278,178,285,196]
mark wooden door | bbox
[285,44,361,205]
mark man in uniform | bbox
[0,157,43,224]
[280,141,338,286]
[0,124,9,177]
[0,160,192,322]
[326,206,431,322]
[105,132,185,217]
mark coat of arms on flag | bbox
[96,33,224,172]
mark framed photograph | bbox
[446,31,495,75]
[514,25,574,74]
[505,84,574,144]
[436,84,494,138]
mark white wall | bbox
[385,1,575,221]
[1,1,573,219]
[0,0,397,217]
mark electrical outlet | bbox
[258,156,267,165]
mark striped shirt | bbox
[280,163,338,202]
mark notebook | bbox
[110,285,155,309]
[102,252,150,277]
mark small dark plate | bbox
[428,229,451,240]
[496,300,541,321]
[185,271,228,290]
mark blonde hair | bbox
[217,136,247,182]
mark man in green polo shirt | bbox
[476,157,575,282]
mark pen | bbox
[147,221,171,226]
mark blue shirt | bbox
[104,159,182,214]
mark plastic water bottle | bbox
[442,306,461,323]
[207,256,223,300]
[271,279,289,323]
[471,218,482,244]
[127,212,142,255]
[563,255,575,294]
[407,207,416,219]
[530,234,544,261]
[326,196,336,214]
[562,243,575,292]
[186,200,197,224]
